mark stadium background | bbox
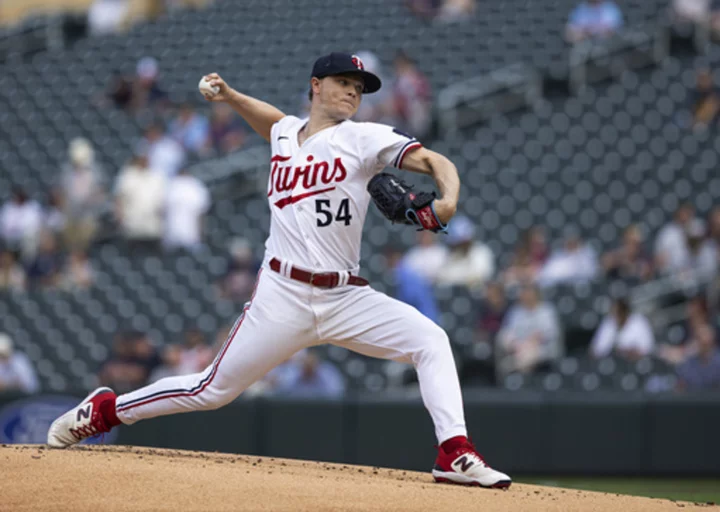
[0,0,719,502]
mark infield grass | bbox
[517,477,720,504]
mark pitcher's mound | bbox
[0,444,692,511]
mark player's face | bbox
[320,75,363,120]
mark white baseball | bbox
[198,76,220,99]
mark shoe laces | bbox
[457,438,489,467]
[70,423,102,441]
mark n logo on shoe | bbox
[453,455,475,472]
[76,404,92,422]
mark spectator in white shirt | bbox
[60,138,105,251]
[436,215,494,289]
[0,188,43,260]
[590,298,655,360]
[115,154,167,252]
[497,284,563,376]
[538,230,598,287]
[140,124,185,178]
[0,333,39,394]
[655,203,695,274]
[164,168,211,251]
[88,0,129,36]
[403,230,448,284]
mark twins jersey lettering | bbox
[265,116,422,272]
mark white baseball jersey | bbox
[265,115,422,272]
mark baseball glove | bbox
[367,172,448,233]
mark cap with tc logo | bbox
[311,52,382,94]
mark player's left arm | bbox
[399,147,460,225]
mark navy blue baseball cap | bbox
[311,52,382,94]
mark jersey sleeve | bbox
[358,123,422,174]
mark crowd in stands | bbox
[388,203,720,391]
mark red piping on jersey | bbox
[397,142,422,169]
[273,186,336,209]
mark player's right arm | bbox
[203,73,285,142]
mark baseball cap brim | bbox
[314,69,382,94]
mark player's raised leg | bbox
[48,269,317,448]
[319,286,511,488]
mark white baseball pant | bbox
[115,265,467,443]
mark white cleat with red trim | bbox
[47,387,116,449]
[432,440,512,488]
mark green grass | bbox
[517,477,720,504]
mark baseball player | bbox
[48,52,511,488]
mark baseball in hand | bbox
[198,76,220,99]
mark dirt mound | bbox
[0,444,702,511]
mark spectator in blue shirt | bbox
[170,103,211,155]
[676,324,720,391]
[275,350,346,398]
[566,0,623,44]
[386,246,441,325]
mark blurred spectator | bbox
[386,245,440,324]
[476,281,508,345]
[44,189,66,236]
[655,203,695,273]
[0,188,43,259]
[139,124,185,178]
[436,215,495,289]
[676,324,720,391]
[209,103,247,154]
[88,0,130,36]
[170,103,211,155]
[140,123,185,178]
[537,230,598,287]
[601,224,653,282]
[566,0,623,43]
[690,68,720,131]
[98,333,147,394]
[590,298,655,360]
[497,284,562,376]
[115,154,167,253]
[353,51,395,124]
[131,57,169,112]
[60,250,94,290]
[406,0,441,20]
[0,333,39,394]
[274,350,345,398]
[26,231,62,289]
[178,328,214,374]
[149,344,184,382]
[0,249,26,292]
[685,219,718,280]
[436,0,476,23]
[164,168,211,251]
[392,50,432,140]
[403,231,448,284]
[60,138,105,251]
[130,331,162,381]
[218,237,259,302]
[672,0,710,23]
[659,295,709,365]
[102,71,135,110]
[503,226,548,287]
[709,205,720,246]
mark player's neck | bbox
[301,111,344,145]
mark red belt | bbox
[269,258,368,288]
